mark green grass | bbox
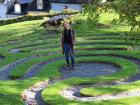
[80,81,140,97]
[9,49,140,80]
[0,11,140,105]
[42,56,139,105]
[9,54,62,79]
[9,57,39,79]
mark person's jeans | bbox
[63,44,75,65]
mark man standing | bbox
[61,22,76,70]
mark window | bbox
[37,0,43,9]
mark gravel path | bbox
[21,54,140,105]
[0,55,5,60]
[61,86,140,101]
[22,57,63,79]
[0,56,35,80]
[23,78,61,105]
[22,56,64,105]
[60,63,119,79]
[22,58,119,105]
[60,56,140,102]
[23,80,49,105]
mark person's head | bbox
[63,21,71,30]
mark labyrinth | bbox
[0,16,140,105]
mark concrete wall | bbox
[0,4,7,20]
[50,3,82,12]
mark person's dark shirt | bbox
[63,29,75,45]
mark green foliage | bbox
[0,12,140,105]
[83,0,102,28]
[112,0,140,33]
[81,81,140,97]
[83,0,140,33]
[42,56,138,105]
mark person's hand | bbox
[61,50,64,54]
[73,41,76,45]
[60,48,64,54]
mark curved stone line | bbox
[78,53,140,82]
[60,63,120,79]
[6,52,138,81]
[13,39,59,49]
[3,52,139,81]
[22,57,64,79]
[60,54,140,102]
[23,62,120,105]
[17,46,130,54]
[10,46,58,53]
[23,79,58,105]
[78,42,133,45]
[22,57,120,104]
[22,53,140,105]
[10,37,132,53]
[61,85,140,102]
[77,33,125,37]
[13,38,130,49]
[0,56,36,80]
[22,54,136,105]
[14,42,50,49]
[77,47,129,51]
[1,36,58,48]
[7,36,58,45]
[0,55,5,60]
[21,54,121,80]
[87,37,139,40]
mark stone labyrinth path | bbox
[1,21,140,105]
[0,55,5,60]
[60,63,119,78]
[22,60,119,105]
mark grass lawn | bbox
[0,12,140,105]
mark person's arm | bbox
[71,29,75,45]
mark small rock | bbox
[0,55,5,60]
[10,49,20,53]
[41,15,71,27]
[21,94,27,101]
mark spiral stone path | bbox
[1,20,140,105]
[0,56,36,80]
[60,63,119,79]
[61,86,140,101]
[61,57,140,102]
[0,55,5,60]
[23,61,120,105]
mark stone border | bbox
[22,55,137,105]
[61,85,140,101]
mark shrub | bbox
[0,11,79,26]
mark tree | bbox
[83,0,140,33]
[112,0,140,33]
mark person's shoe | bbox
[71,65,76,70]
[64,64,70,70]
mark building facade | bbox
[50,0,82,11]
[0,0,85,20]
[0,1,7,19]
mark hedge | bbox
[0,11,78,26]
